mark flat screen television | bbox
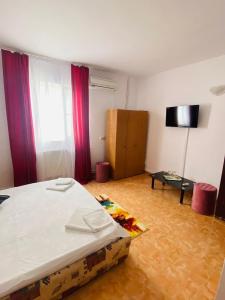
[166,105,199,128]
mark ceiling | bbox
[0,0,225,76]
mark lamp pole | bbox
[182,127,190,178]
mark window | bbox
[29,58,74,152]
[29,57,75,180]
[37,82,72,144]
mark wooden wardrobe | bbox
[106,109,149,179]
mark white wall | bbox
[126,77,138,109]
[136,55,225,188]
[0,55,13,188]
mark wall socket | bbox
[99,136,106,140]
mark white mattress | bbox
[0,180,128,297]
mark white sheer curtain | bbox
[29,57,75,181]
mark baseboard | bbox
[145,168,152,175]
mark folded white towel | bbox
[83,210,113,232]
[46,181,75,192]
[56,178,74,186]
[65,208,113,233]
[65,208,95,232]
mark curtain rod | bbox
[0,44,129,75]
[0,45,87,67]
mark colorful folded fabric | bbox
[96,195,148,239]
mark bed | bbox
[0,180,131,299]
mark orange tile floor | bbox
[68,174,225,300]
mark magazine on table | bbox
[163,174,182,181]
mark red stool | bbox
[192,183,217,215]
[95,162,110,183]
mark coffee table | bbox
[151,171,195,204]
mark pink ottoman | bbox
[96,162,110,183]
[192,183,217,215]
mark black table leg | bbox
[151,177,155,189]
[180,189,185,204]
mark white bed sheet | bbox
[0,180,128,297]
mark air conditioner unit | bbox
[90,76,117,90]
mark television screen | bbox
[166,105,199,128]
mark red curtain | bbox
[71,65,91,184]
[1,50,37,186]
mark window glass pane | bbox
[38,82,65,142]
